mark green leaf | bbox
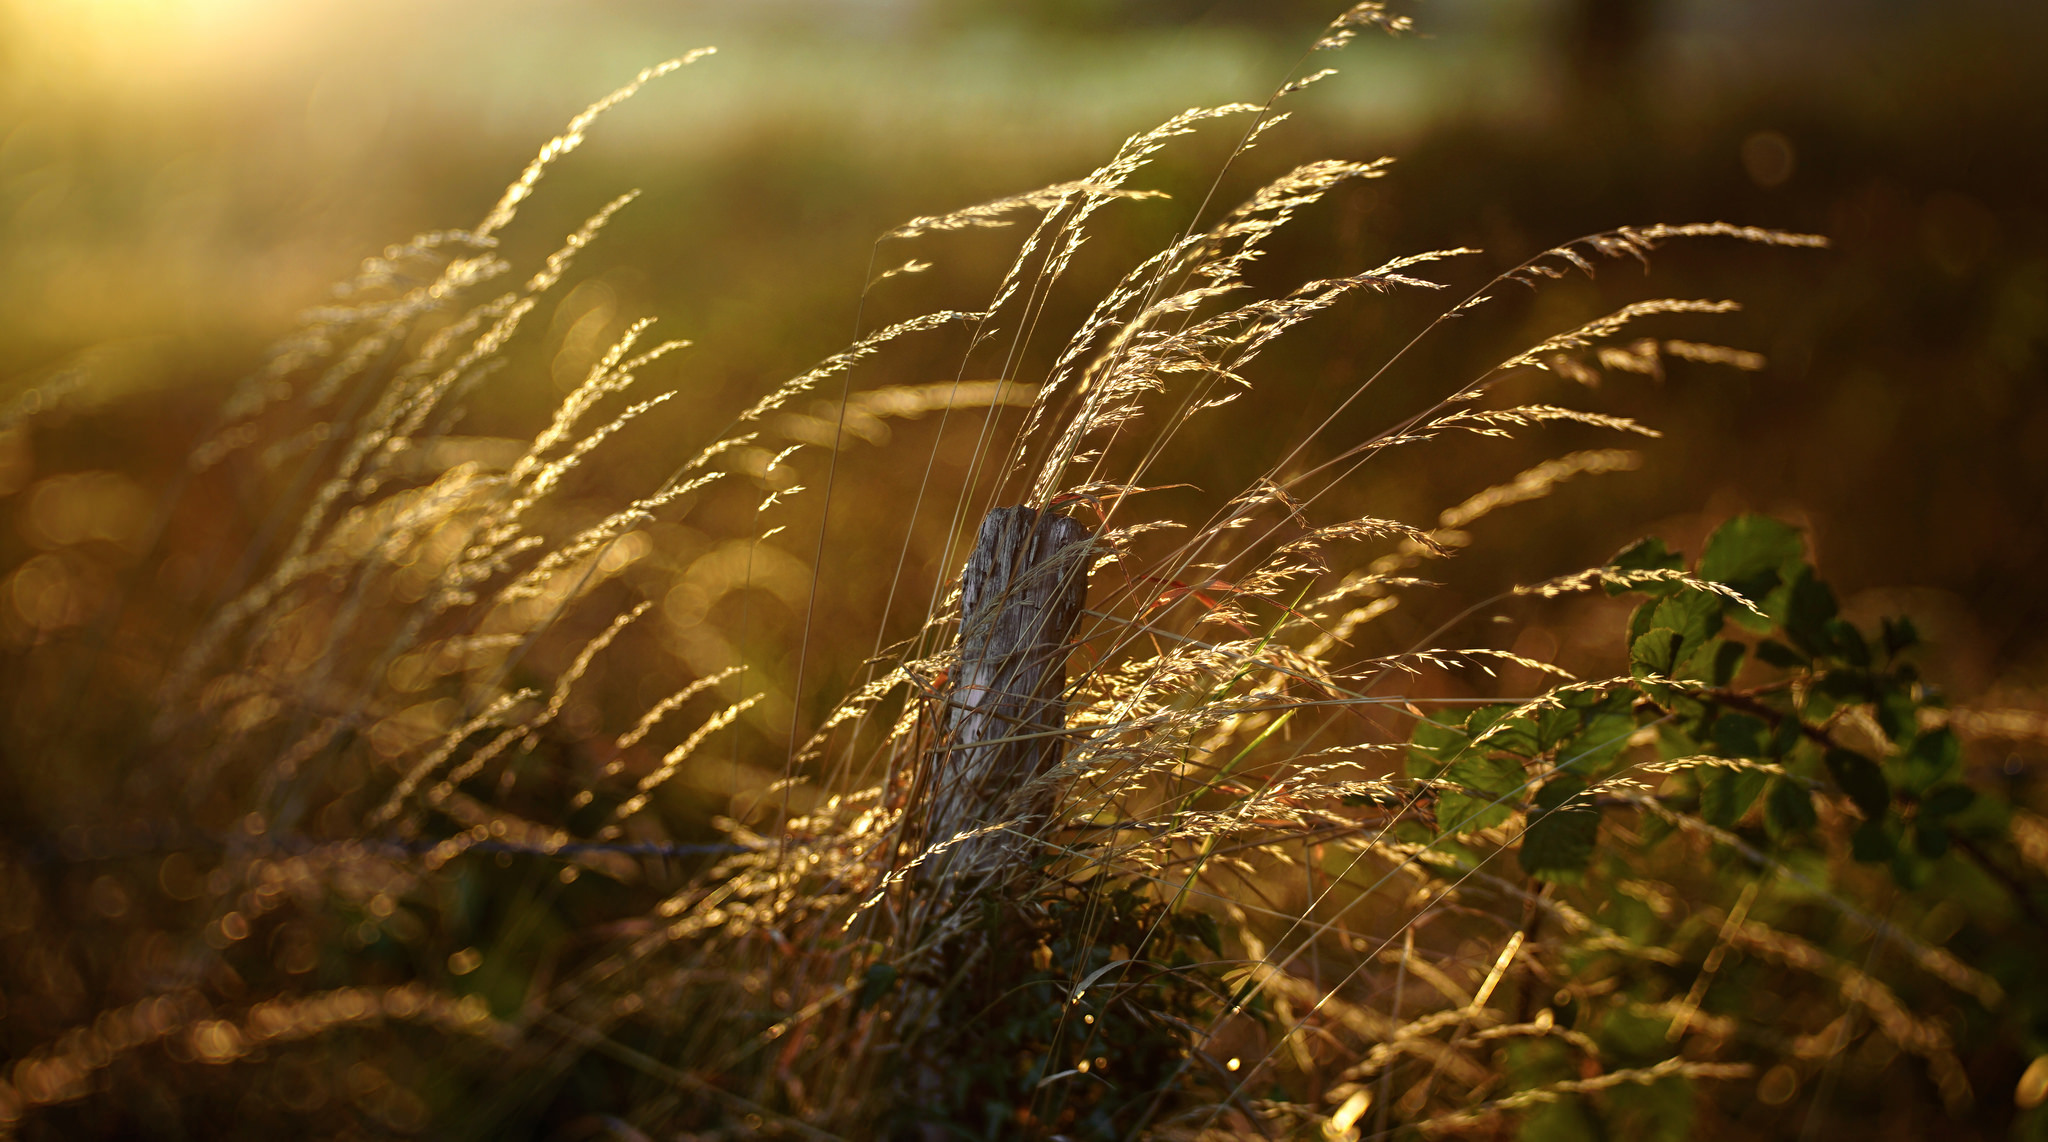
[1784,566,1840,656]
[1562,687,1638,716]
[1520,776,1600,881]
[1912,820,1951,859]
[1700,514,1803,586]
[1468,706,1543,757]
[1650,590,1726,661]
[1826,618,1871,667]
[1560,710,1639,779]
[1627,599,1658,648]
[1436,740,1527,836]
[1536,704,1582,751]
[1631,627,1683,678]
[1700,768,1769,828]
[1407,710,1470,778]
[1607,537,1685,596]
[1710,713,1768,758]
[1812,670,1871,705]
[1447,750,1528,798]
[1851,817,1896,862]
[1755,639,1807,669]
[1801,684,1839,725]
[1436,788,1514,838]
[1765,777,1819,836]
[1898,728,1960,793]
[1699,515,1805,630]
[1919,783,1976,819]
[1890,846,1930,889]
[1874,685,1919,742]
[1766,712,1804,757]
[1824,749,1890,818]
[1698,638,1747,686]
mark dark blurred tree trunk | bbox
[1564,0,1657,117]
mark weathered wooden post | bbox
[896,506,1091,1138]
[921,505,1092,885]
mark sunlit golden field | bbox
[2,2,2046,1139]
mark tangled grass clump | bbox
[2,5,2044,1139]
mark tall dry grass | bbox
[2,4,2043,1140]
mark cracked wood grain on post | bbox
[922,505,1091,882]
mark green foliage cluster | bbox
[1401,515,2047,1137]
[794,515,2048,1140]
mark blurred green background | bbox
[2,0,2044,737]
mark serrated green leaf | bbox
[1696,637,1747,686]
[1467,704,1541,756]
[1651,590,1725,660]
[1700,768,1769,828]
[1700,514,1803,584]
[1632,627,1683,678]
[1425,720,1531,838]
[1407,710,1470,778]
[1564,688,1636,716]
[1436,788,1514,837]
[1627,598,1659,647]
[1520,776,1600,881]
[1784,566,1840,656]
[1559,710,1638,779]
[1700,515,1805,631]
[1392,820,1434,846]
[1656,723,1699,760]
[1607,537,1686,597]
[1447,750,1527,798]
[1711,712,1768,758]
[1536,704,1581,750]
